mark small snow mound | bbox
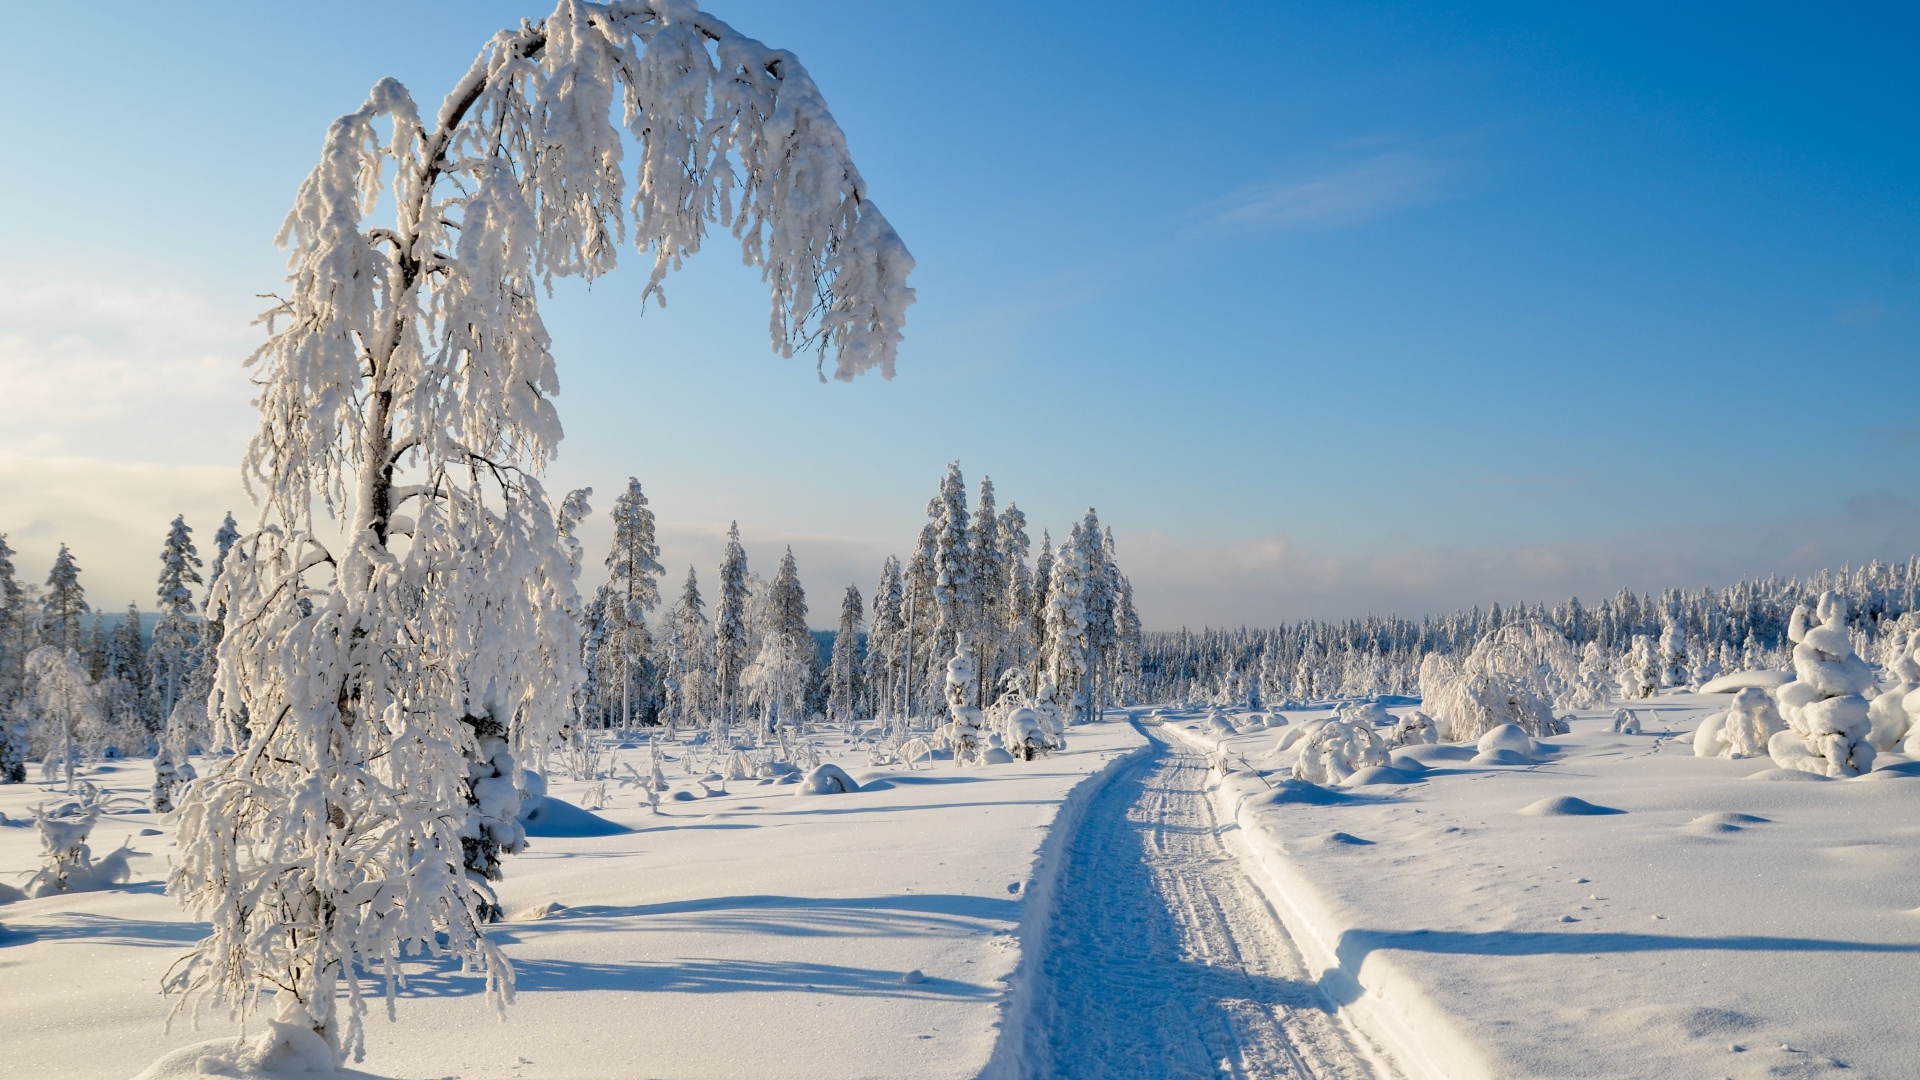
[1687,812,1771,833]
[1340,765,1420,787]
[1519,795,1625,816]
[139,828,164,836]
[796,763,859,796]
[901,968,925,984]
[1743,767,1832,782]
[519,797,631,837]
[1477,723,1537,756]
[1253,779,1359,806]
[1394,742,1478,764]
[133,1020,337,1079]
[1323,831,1374,845]
[1385,751,1430,772]
[509,901,566,921]
[670,789,699,801]
[1859,759,1920,780]
[0,881,24,905]
[1471,747,1535,767]
[979,746,1016,764]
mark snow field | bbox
[0,723,1145,1080]
[1167,697,1920,1079]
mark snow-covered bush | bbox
[1389,710,1439,746]
[1694,687,1784,759]
[1292,719,1388,785]
[25,804,134,898]
[1611,708,1641,735]
[1770,594,1876,777]
[1617,635,1658,700]
[1867,629,1920,751]
[1419,625,1575,741]
[463,718,530,923]
[160,2,913,1064]
[150,752,196,814]
[1004,706,1049,760]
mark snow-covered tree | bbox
[603,478,664,728]
[968,477,1004,696]
[715,522,751,727]
[866,555,905,720]
[40,544,87,654]
[997,505,1036,689]
[744,546,812,731]
[927,463,971,669]
[0,534,28,717]
[161,2,912,1064]
[25,646,98,792]
[944,633,986,764]
[1694,686,1783,759]
[1041,524,1091,724]
[828,583,863,723]
[150,515,204,748]
[661,566,712,732]
[1771,593,1876,777]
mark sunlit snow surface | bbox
[1169,695,1920,1080]
[0,726,1145,1079]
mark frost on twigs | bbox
[1418,623,1574,742]
[164,0,911,1067]
[1292,719,1388,786]
[1769,593,1876,778]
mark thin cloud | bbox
[1202,142,1467,232]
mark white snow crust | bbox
[0,725,1145,1079]
[1167,697,1920,1080]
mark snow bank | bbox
[795,763,859,795]
[1165,694,1920,1079]
[1699,669,1794,694]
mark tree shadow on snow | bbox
[1321,928,1920,1006]
[498,892,1019,941]
[3,910,208,949]
[395,955,996,1001]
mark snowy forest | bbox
[0,458,1142,776]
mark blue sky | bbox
[0,1,1914,626]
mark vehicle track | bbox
[1024,733,1385,1079]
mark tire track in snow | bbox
[1024,734,1381,1079]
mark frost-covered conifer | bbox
[997,505,1035,686]
[968,477,1004,694]
[150,515,204,745]
[1658,618,1688,688]
[1771,594,1876,777]
[828,584,863,723]
[0,535,27,711]
[1041,525,1091,724]
[161,1,911,1063]
[745,547,812,730]
[866,555,905,719]
[927,463,971,668]
[944,634,985,764]
[715,523,751,727]
[1032,530,1054,655]
[603,478,664,728]
[661,566,712,731]
[41,544,88,654]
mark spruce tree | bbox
[1042,523,1092,722]
[715,523,751,726]
[968,477,1004,702]
[867,556,905,720]
[829,584,864,723]
[999,504,1036,692]
[927,463,971,668]
[151,515,204,741]
[41,544,88,654]
[603,478,664,728]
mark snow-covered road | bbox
[1021,733,1385,1079]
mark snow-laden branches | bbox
[169,1,909,1065]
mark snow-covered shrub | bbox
[1611,708,1641,735]
[150,752,196,814]
[25,804,134,898]
[462,718,529,923]
[1868,629,1920,751]
[1004,707,1049,760]
[1419,625,1575,741]
[1695,687,1783,759]
[796,763,858,795]
[1770,594,1877,777]
[1292,719,1388,785]
[1617,635,1658,700]
[1389,710,1439,746]
[945,635,987,765]
[1341,701,1392,728]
